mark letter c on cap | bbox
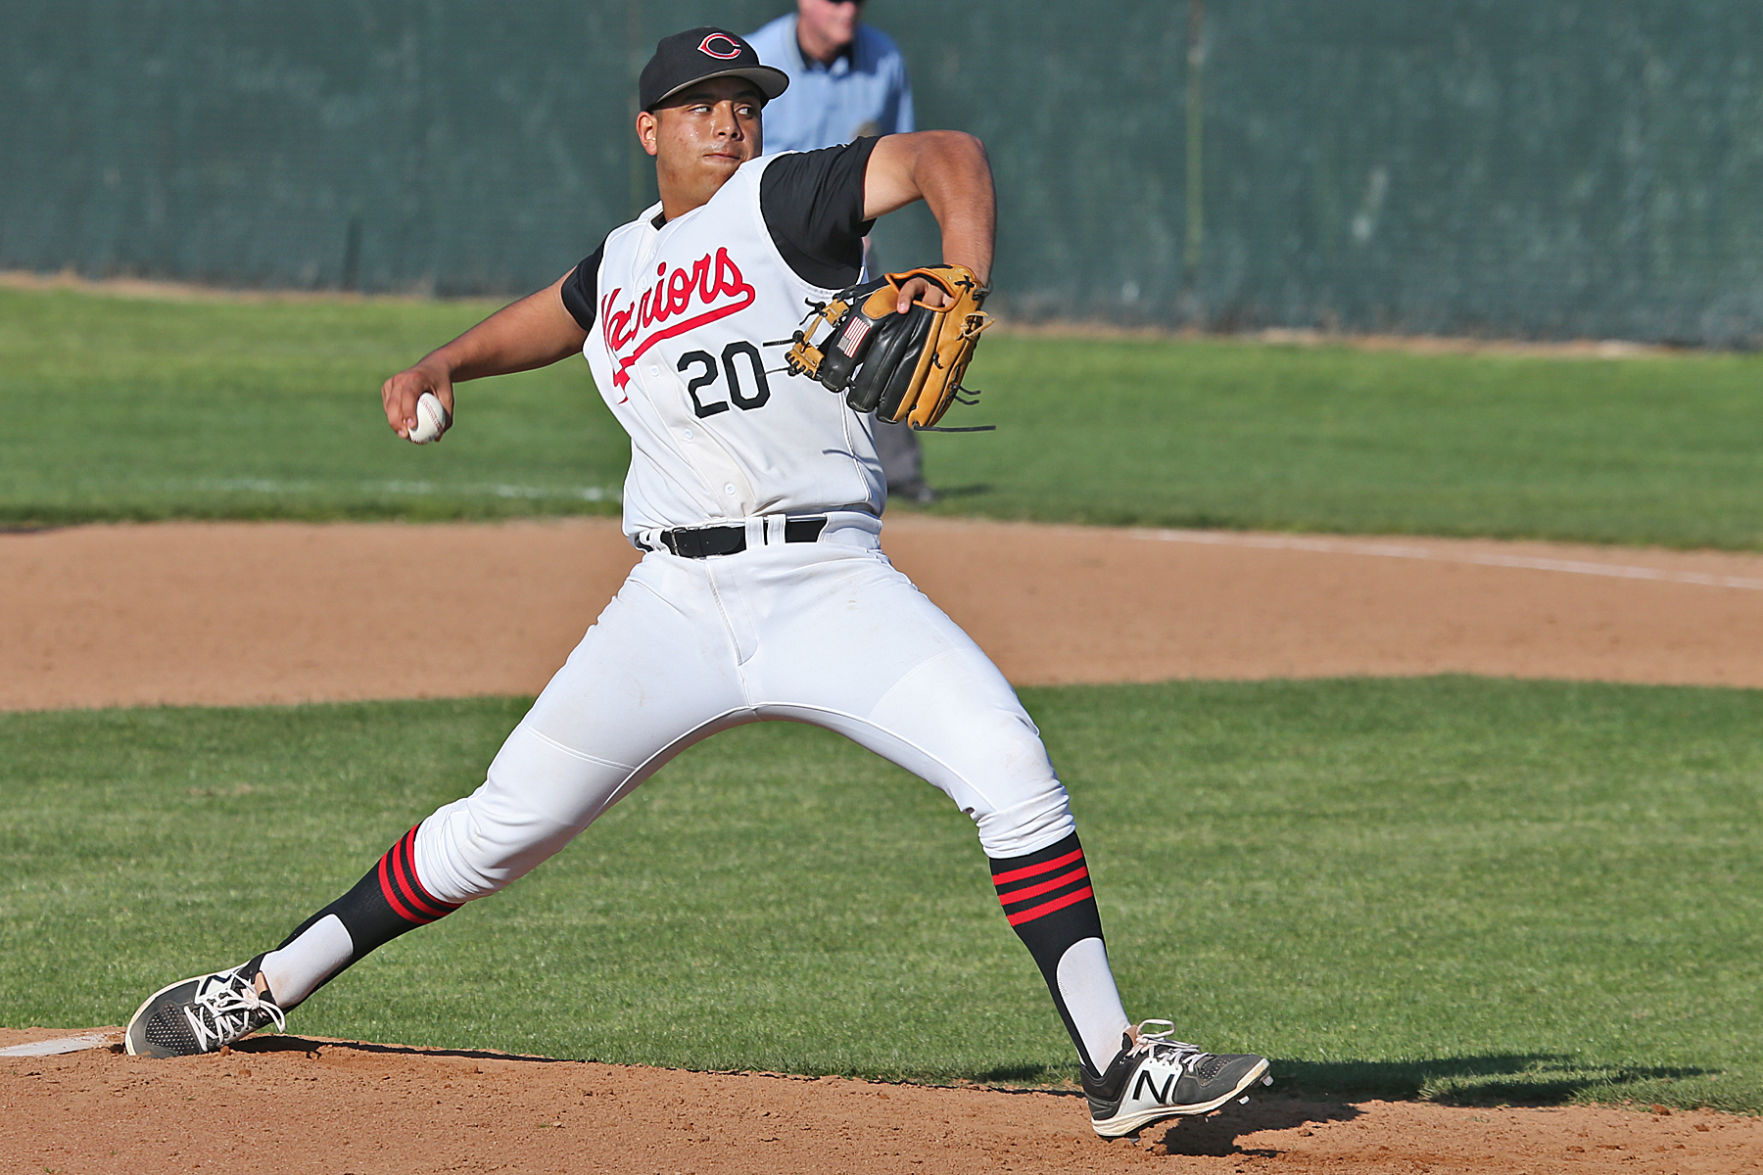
[698,33,742,59]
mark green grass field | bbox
[3,680,1759,1111]
[4,285,1760,1115]
[5,284,1763,546]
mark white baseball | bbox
[408,391,450,444]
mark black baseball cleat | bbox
[124,956,285,1058]
[1082,1019,1272,1138]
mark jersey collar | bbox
[794,32,857,76]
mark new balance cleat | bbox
[1082,1019,1271,1138]
[124,958,286,1058]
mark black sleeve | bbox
[759,137,881,290]
[559,241,606,332]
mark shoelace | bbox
[181,970,287,1051]
[1129,1019,1208,1072]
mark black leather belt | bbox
[657,516,828,558]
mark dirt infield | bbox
[3,1027,1759,1175]
[9,517,1763,710]
[5,517,1763,1173]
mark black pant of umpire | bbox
[876,417,934,504]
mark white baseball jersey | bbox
[568,147,885,543]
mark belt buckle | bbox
[672,524,746,558]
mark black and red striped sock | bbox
[261,824,460,1009]
[361,823,460,930]
[990,832,1122,1075]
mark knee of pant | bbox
[970,776,1077,860]
[409,720,642,904]
[928,712,1075,858]
[413,795,578,905]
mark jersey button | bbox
[648,365,660,376]
[682,428,695,440]
[723,484,736,496]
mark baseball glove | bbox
[785,265,992,430]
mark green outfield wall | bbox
[7,1,1763,344]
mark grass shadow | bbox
[1144,1053,1717,1157]
[1271,1054,1715,1107]
[971,1063,1067,1085]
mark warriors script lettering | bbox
[600,247,756,393]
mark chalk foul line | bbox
[1128,528,1763,591]
[0,1032,116,1057]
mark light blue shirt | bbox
[745,13,915,154]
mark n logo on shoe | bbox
[1133,1070,1178,1104]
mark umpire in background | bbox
[746,0,935,505]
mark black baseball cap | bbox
[639,28,790,112]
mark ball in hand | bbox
[408,392,451,444]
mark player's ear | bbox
[636,110,660,158]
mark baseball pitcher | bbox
[123,27,1269,1139]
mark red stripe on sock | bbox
[390,839,436,920]
[997,865,1090,907]
[991,847,1085,887]
[389,829,455,922]
[1004,885,1095,927]
[377,854,427,924]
